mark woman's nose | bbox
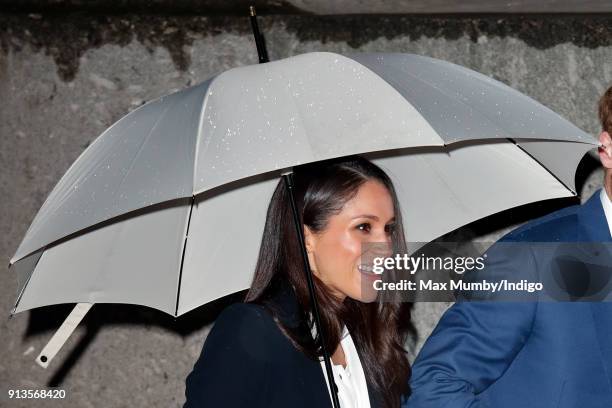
[367,240,393,259]
[375,228,393,246]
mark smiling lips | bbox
[358,264,382,279]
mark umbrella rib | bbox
[9,248,45,317]
[112,102,174,203]
[285,80,317,160]
[381,66,511,142]
[174,196,196,317]
[390,62,591,146]
[507,138,576,195]
[192,77,217,191]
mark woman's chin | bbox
[355,272,381,303]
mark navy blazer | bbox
[406,189,612,408]
[183,282,385,407]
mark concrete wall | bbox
[1,11,611,407]
[2,0,612,13]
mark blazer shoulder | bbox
[214,302,273,330]
[502,204,580,242]
[207,302,290,358]
[184,304,278,407]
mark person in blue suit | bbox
[405,86,612,408]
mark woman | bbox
[183,155,413,408]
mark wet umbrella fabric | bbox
[8,52,596,372]
[10,52,593,269]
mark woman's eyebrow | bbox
[351,214,379,220]
[351,214,396,223]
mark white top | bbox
[601,188,612,238]
[318,325,371,408]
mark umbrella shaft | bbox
[249,7,269,63]
[282,173,341,408]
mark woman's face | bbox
[304,180,396,303]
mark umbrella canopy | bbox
[9,52,593,266]
[9,51,597,318]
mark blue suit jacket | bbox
[405,189,612,408]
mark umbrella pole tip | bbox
[249,5,256,16]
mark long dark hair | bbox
[245,155,413,407]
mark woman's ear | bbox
[304,225,318,272]
[599,131,612,169]
[304,225,316,253]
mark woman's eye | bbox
[385,223,396,235]
[356,223,371,233]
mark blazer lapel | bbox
[267,283,393,407]
[579,190,612,390]
[590,303,612,390]
[577,189,612,243]
[364,374,385,408]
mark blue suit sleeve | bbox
[183,303,272,408]
[406,241,538,408]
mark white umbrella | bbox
[8,52,597,369]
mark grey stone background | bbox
[1,5,611,408]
